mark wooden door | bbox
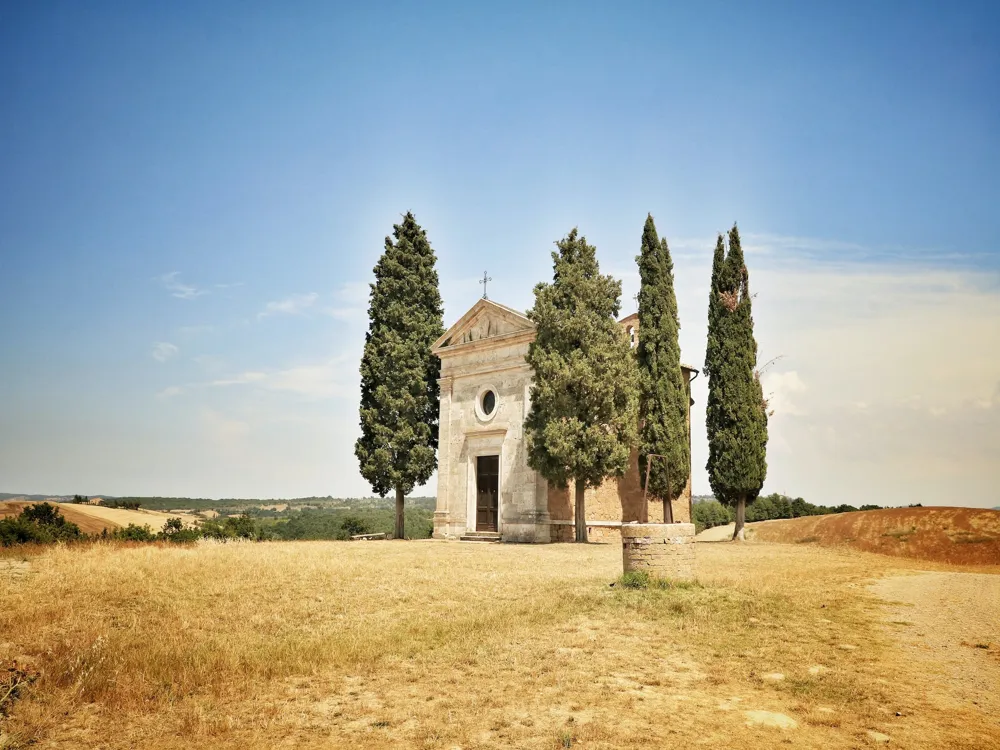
[476,455,499,532]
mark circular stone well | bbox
[621,523,696,582]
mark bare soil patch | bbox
[871,571,1000,720]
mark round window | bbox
[481,389,497,416]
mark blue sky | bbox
[1,1,998,506]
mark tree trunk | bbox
[662,497,674,524]
[394,487,405,540]
[574,481,588,543]
[732,494,746,541]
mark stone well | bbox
[621,523,696,582]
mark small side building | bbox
[431,299,696,543]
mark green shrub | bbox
[0,504,83,546]
[112,524,156,542]
[341,515,369,537]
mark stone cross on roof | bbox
[480,271,492,299]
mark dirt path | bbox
[871,571,1000,723]
[695,523,736,542]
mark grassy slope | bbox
[2,540,998,749]
[750,507,1000,565]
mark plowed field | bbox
[750,507,1000,566]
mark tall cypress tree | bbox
[525,228,638,542]
[636,214,690,523]
[355,212,445,539]
[704,225,768,540]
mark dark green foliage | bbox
[525,228,639,542]
[704,225,769,538]
[264,506,433,541]
[355,212,445,538]
[199,513,261,541]
[692,499,734,532]
[635,214,690,510]
[0,503,84,546]
[111,524,156,542]
[160,517,201,543]
[340,515,368,537]
[693,494,882,531]
[71,494,88,504]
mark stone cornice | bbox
[435,329,536,357]
[442,360,532,381]
[463,428,508,439]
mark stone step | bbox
[460,532,501,542]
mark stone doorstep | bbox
[459,532,502,543]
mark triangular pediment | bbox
[432,299,535,353]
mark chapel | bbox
[430,298,697,543]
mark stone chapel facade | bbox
[431,298,696,543]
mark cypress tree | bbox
[525,228,639,542]
[636,214,690,523]
[704,224,768,540]
[355,212,445,539]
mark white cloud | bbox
[761,370,807,417]
[151,342,178,362]
[258,293,319,319]
[156,385,183,399]
[158,272,207,300]
[209,356,358,400]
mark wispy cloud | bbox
[156,385,184,399]
[151,342,178,362]
[258,293,319,319]
[158,272,207,299]
[319,282,369,321]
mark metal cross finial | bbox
[480,271,492,299]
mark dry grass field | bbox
[2,538,998,749]
[0,502,197,534]
[749,507,1000,566]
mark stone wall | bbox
[621,523,696,581]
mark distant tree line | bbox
[692,494,884,533]
[81,496,437,514]
[1,503,435,548]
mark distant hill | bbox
[0,493,75,502]
[750,507,1000,566]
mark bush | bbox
[0,504,83,547]
[197,513,261,541]
[341,515,369,538]
[112,524,156,542]
[692,500,732,533]
[159,517,201,543]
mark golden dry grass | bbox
[1,539,998,749]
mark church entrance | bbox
[475,454,499,532]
